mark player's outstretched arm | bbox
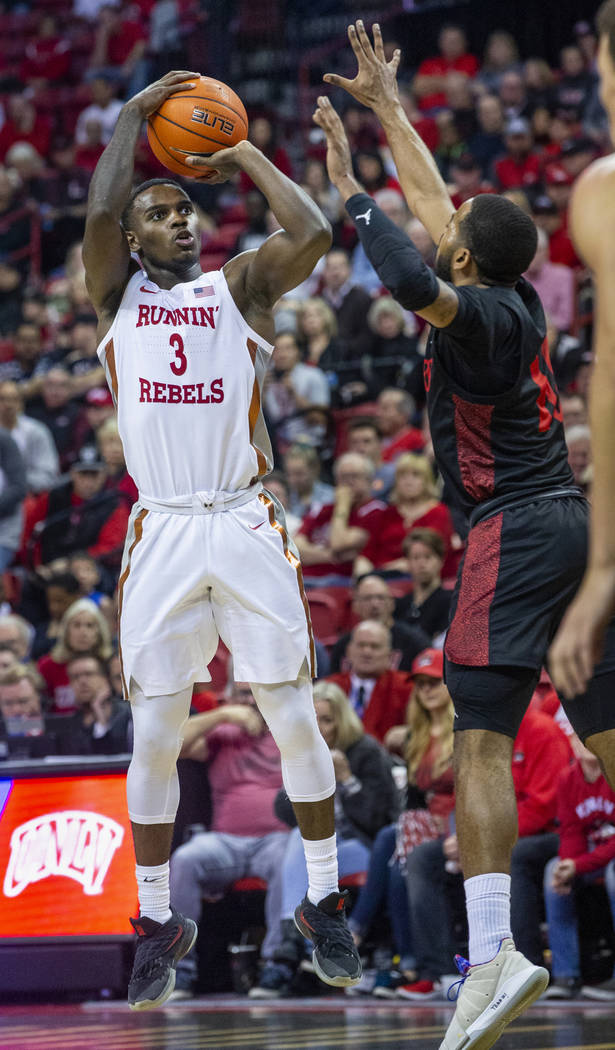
[313,96,458,329]
[83,71,198,320]
[186,140,331,307]
[549,159,615,699]
[323,21,454,245]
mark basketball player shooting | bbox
[83,70,361,1010]
[315,22,615,1050]
[550,0,615,700]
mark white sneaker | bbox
[439,939,549,1050]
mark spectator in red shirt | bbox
[414,25,479,112]
[543,162,574,214]
[88,3,148,99]
[543,734,615,1000]
[494,117,542,190]
[19,15,70,88]
[327,620,413,742]
[296,451,386,586]
[0,95,52,162]
[532,194,582,268]
[376,388,424,463]
[357,452,456,578]
[38,596,113,713]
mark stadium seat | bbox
[307,586,351,647]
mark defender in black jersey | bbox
[316,22,615,1050]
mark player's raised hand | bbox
[127,71,200,119]
[549,567,615,699]
[324,21,400,114]
[184,141,249,183]
[312,97,356,188]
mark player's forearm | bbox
[87,104,142,220]
[238,141,331,245]
[587,351,615,569]
[374,101,454,243]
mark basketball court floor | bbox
[1,997,614,1050]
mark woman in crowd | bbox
[356,453,456,578]
[249,680,398,998]
[297,297,342,373]
[97,416,137,506]
[345,649,455,996]
[37,596,113,713]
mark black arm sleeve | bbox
[346,192,440,311]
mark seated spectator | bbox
[239,116,293,194]
[264,331,330,440]
[524,57,556,115]
[543,734,615,1000]
[478,31,521,94]
[327,620,413,742]
[494,118,542,190]
[74,117,106,175]
[22,444,130,568]
[376,389,424,462]
[0,94,51,163]
[297,297,343,373]
[396,705,571,1000]
[413,24,479,113]
[63,654,132,754]
[300,158,344,226]
[354,150,402,196]
[75,72,124,148]
[565,424,592,490]
[498,70,531,122]
[250,680,398,998]
[524,228,575,334]
[60,316,106,396]
[346,417,395,500]
[448,153,496,209]
[554,45,595,123]
[283,443,334,519]
[349,649,454,993]
[468,94,506,179]
[26,367,81,471]
[235,190,269,254]
[97,417,138,507]
[543,161,574,216]
[0,380,59,493]
[364,299,423,403]
[74,385,116,451]
[88,3,148,99]
[0,323,55,399]
[0,664,50,759]
[40,139,90,272]
[296,452,386,587]
[329,573,429,674]
[395,529,453,640]
[19,14,71,88]
[263,471,301,538]
[31,571,81,659]
[0,426,25,570]
[320,249,372,357]
[69,550,114,607]
[37,596,113,713]
[169,681,291,1000]
[560,393,587,430]
[351,189,409,297]
[0,613,34,662]
[357,454,455,578]
[532,194,581,268]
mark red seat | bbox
[307,586,351,647]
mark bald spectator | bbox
[327,621,413,742]
[320,249,372,356]
[0,614,33,662]
[296,453,386,586]
[376,389,425,462]
[565,425,592,490]
[524,228,575,335]
[0,381,59,493]
[329,574,429,674]
[283,444,334,519]
[346,417,395,500]
[26,368,81,469]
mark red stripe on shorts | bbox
[445,513,502,666]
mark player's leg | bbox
[125,683,197,1010]
[438,664,548,1050]
[250,674,362,987]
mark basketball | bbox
[147,75,248,180]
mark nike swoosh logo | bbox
[250,521,266,530]
[299,910,316,934]
[167,926,184,952]
[143,876,163,882]
[140,285,158,294]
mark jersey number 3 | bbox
[169,333,187,376]
[530,343,563,433]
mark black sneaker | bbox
[294,890,362,987]
[128,908,198,1010]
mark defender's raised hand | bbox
[127,70,200,119]
[324,21,400,115]
[313,96,359,194]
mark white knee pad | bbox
[126,684,193,824]
[250,678,335,803]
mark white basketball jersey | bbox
[97,269,273,499]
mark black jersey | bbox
[424,278,575,520]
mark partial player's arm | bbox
[324,21,455,245]
[83,71,199,322]
[186,141,332,315]
[549,158,615,698]
[313,96,459,329]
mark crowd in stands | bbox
[0,0,614,1003]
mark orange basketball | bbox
[147,75,248,180]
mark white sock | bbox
[302,834,339,906]
[465,873,512,965]
[136,862,173,925]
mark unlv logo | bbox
[3,810,124,897]
[191,107,234,136]
[423,358,433,392]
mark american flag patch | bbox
[194,285,214,298]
